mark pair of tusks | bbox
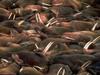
[77,61,92,75]
[45,17,58,27]
[84,36,100,50]
[9,12,24,26]
[8,8,22,20]
[57,65,72,75]
[57,67,65,75]
[81,61,92,71]
[35,42,54,55]
[35,13,44,24]
[8,12,16,20]
[57,61,92,75]
[43,42,54,55]
[19,65,44,73]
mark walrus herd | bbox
[0,0,100,75]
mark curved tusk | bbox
[43,42,54,54]
[81,61,92,70]
[8,12,12,19]
[84,41,92,50]
[1,58,9,63]
[41,2,51,6]
[35,43,39,50]
[37,13,43,24]
[84,36,100,50]
[50,20,58,25]
[34,65,44,70]
[48,17,55,23]
[62,69,65,75]
[35,13,39,22]
[45,17,55,27]
[18,20,24,26]
[19,67,24,72]
[92,22,98,31]
[92,36,100,44]
[57,67,63,75]
[13,14,16,20]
